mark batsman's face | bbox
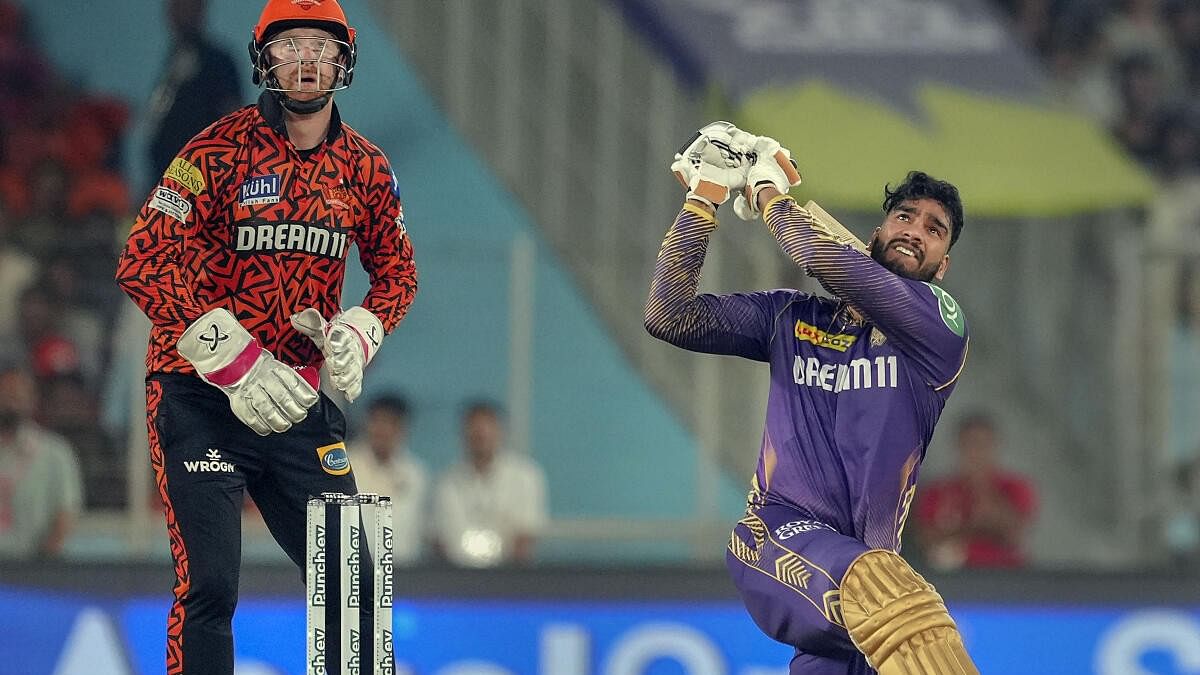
[869,198,952,282]
[265,27,346,99]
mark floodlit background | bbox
[1,0,1199,673]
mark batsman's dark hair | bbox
[882,171,964,247]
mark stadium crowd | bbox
[0,1,130,517]
[996,0,1200,565]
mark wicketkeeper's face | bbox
[264,27,349,100]
[869,198,952,282]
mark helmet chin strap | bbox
[274,89,331,115]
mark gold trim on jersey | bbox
[892,451,920,551]
[764,526,839,586]
[681,202,717,224]
[763,194,795,217]
[726,531,846,627]
[823,589,845,626]
[775,552,814,589]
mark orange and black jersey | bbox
[117,93,417,376]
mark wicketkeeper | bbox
[115,0,416,672]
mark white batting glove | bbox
[178,308,319,435]
[671,121,757,209]
[291,306,384,403]
[732,135,803,221]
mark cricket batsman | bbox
[646,122,977,674]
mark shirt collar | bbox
[256,91,344,146]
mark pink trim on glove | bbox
[295,365,320,390]
[205,340,262,386]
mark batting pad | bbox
[840,550,979,675]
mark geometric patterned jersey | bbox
[117,93,417,375]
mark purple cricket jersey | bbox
[646,198,968,551]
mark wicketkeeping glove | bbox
[732,135,804,221]
[177,308,319,435]
[290,306,384,403]
[671,121,757,209]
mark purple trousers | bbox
[725,504,876,675]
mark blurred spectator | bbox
[916,413,1038,570]
[433,400,547,567]
[997,0,1200,175]
[1103,0,1184,88]
[1169,263,1200,467]
[146,0,242,177]
[1157,108,1200,181]
[351,393,428,565]
[997,0,1055,54]
[17,285,80,380]
[1162,458,1200,567]
[1167,0,1200,90]
[39,373,121,510]
[40,255,106,382]
[12,157,71,259]
[1112,51,1170,165]
[1045,15,1121,127]
[0,198,38,355]
[0,365,83,559]
[0,1,52,126]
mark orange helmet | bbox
[252,0,356,46]
[249,0,358,110]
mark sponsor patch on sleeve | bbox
[389,168,401,198]
[148,187,192,223]
[924,282,965,337]
[394,203,406,236]
[164,157,206,195]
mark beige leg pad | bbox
[840,550,979,675]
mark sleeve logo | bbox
[164,157,207,195]
[389,168,401,198]
[148,187,192,223]
[924,283,965,337]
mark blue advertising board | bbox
[3,586,1199,674]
